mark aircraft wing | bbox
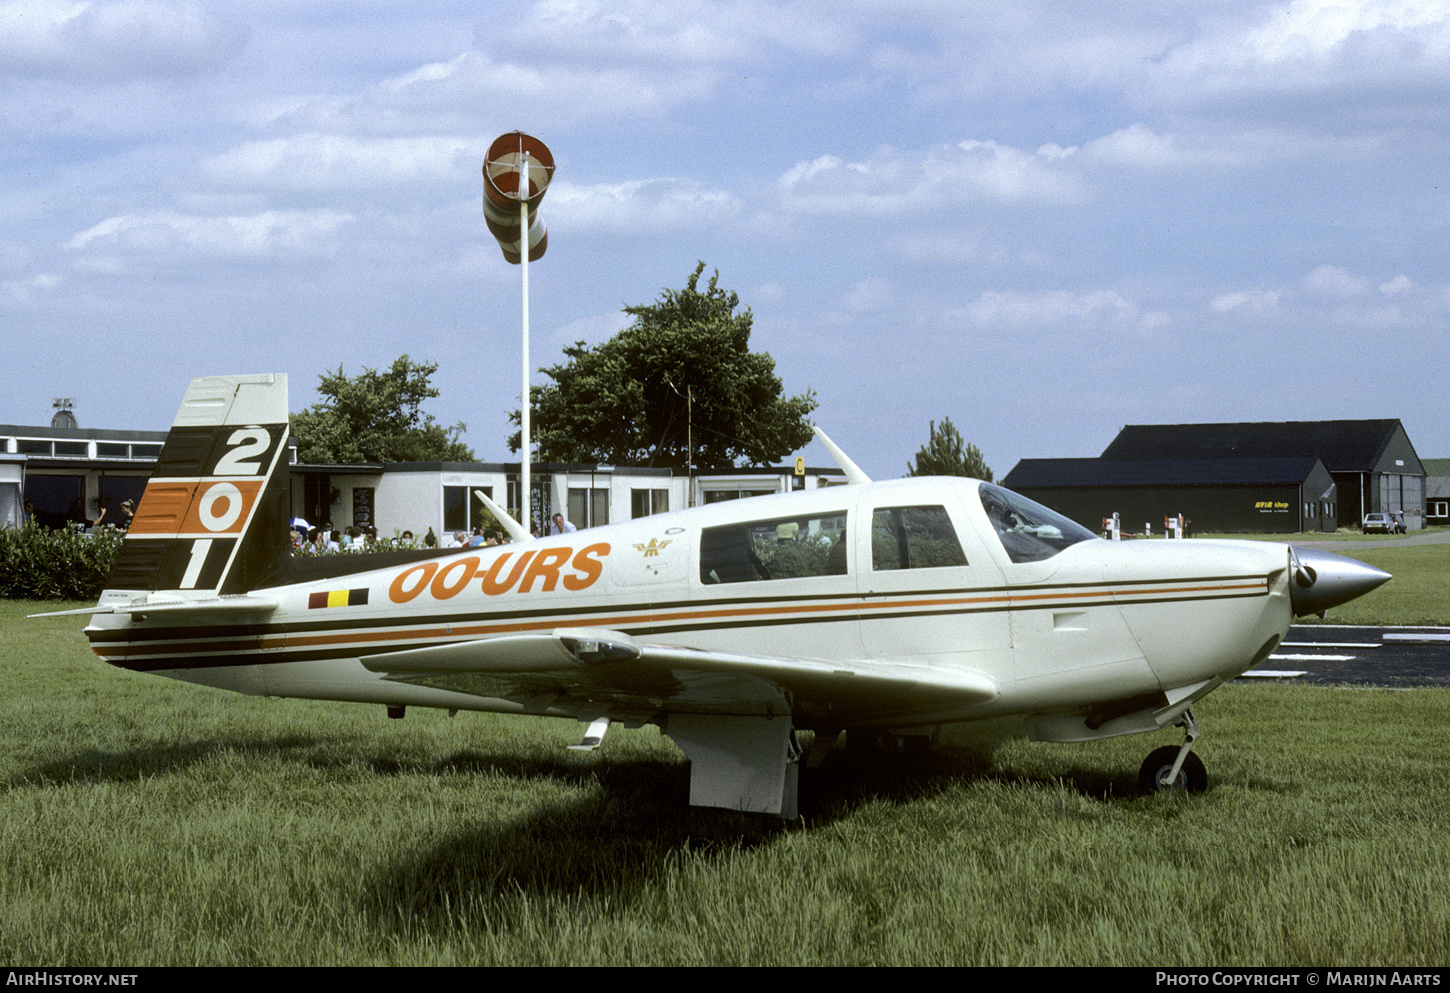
[360,627,997,725]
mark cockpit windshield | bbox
[978,483,1097,563]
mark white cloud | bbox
[0,0,247,80]
[294,0,860,138]
[776,140,1087,216]
[1243,0,1449,62]
[1380,274,1414,295]
[3,271,61,302]
[842,276,893,313]
[65,209,353,261]
[752,280,783,303]
[1212,289,1280,313]
[953,288,1170,336]
[548,178,741,233]
[1083,123,1237,170]
[1153,0,1450,97]
[514,0,857,62]
[276,49,719,135]
[1302,264,1368,297]
[541,308,632,354]
[202,135,482,189]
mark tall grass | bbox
[3,601,1448,965]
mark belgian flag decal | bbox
[308,588,370,609]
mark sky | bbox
[3,0,1448,482]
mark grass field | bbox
[1292,542,1449,626]
[3,600,1448,966]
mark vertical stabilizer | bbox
[107,374,291,595]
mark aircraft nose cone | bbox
[1288,546,1392,617]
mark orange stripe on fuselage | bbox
[88,577,1268,663]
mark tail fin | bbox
[107,374,291,596]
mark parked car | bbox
[1362,512,1406,534]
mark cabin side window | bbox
[871,505,968,570]
[699,511,849,584]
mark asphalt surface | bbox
[1252,531,1449,686]
[1245,625,1450,687]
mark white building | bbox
[291,459,846,539]
[0,422,165,528]
[1,420,843,536]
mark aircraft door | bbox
[855,490,1010,665]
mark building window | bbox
[443,486,468,531]
[444,485,493,532]
[703,487,776,504]
[23,474,84,528]
[97,474,147,524]
[303,475,332,525]
[631,488,669,518]
[568,487,609,528]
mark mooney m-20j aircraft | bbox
[69,374,1391,818]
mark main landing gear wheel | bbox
[1138,746,1208,793]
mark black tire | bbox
[1139,746,1208,793]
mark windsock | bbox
[483,131,555,264]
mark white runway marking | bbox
[1269,653,1357,661]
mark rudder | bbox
[107,374,291,595]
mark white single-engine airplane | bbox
[64,374,1391,818]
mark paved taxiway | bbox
[1241,530,1449,686]
[1246,625,1450,687]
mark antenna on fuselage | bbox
[812,426,872,485]
[475,489,533,543]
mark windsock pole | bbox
[519,152,531,534]
[482,131,553,535]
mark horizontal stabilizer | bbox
[33,594,278,619]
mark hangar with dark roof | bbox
[1003,419,1425,534]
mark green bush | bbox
[0,524,125,599]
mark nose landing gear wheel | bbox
[1139,745,1208,793]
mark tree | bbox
[292,355,474,464]
[511,262,816,468]
[906,417,993,481]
